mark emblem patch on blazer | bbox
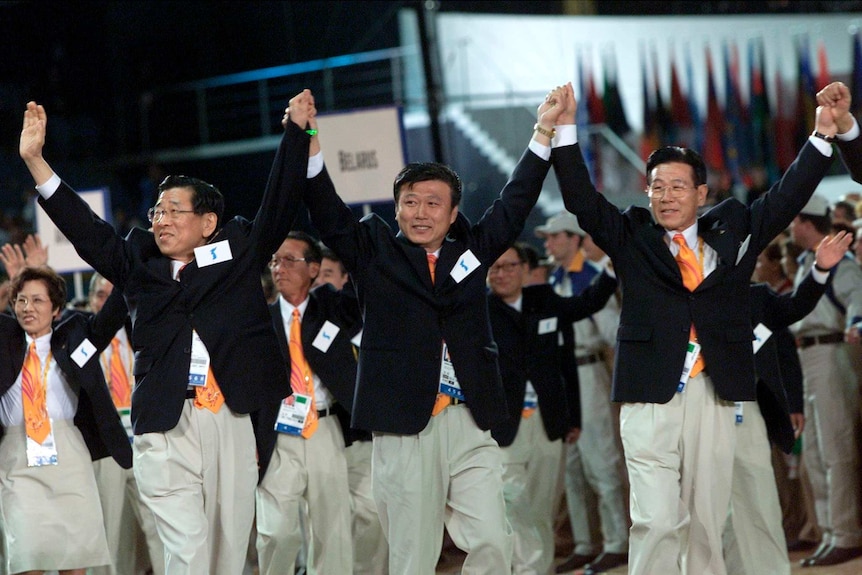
[195,240,233,267]
[71,338,98,367]
[449,249,480,283]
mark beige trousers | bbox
[502,407,565,575]
[255,414,353,575]
[722,400,790,575]
[372,404,512,575]
[621,372,736,575]
[92,455,164,575]
[345,439,388,575]
[133,402,257,575]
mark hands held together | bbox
[815,81,854,137]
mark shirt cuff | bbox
[35,173,61,199]
[808,135,834,157]
[837,117,860,141]
[811,266,829,284]
[554,124,577,147]
[529,139,550,161]
[308,151,324,178]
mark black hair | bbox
[392,162,462,207]
[158,175,225,230]
[645,146,707,187]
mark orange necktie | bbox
[289,308,318,438]
[194,366,224,413]
[428,253,452,416]
[109,338,132,408]
[22,342,51,444]
[673,234,705,378]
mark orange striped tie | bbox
[673,234,705,378]
[428,253,452,416]
[109,338,132,408]
[289,308,318,438]
[22,342,51,444]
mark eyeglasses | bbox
[647,183,695,199]
[269,255,308,269]
[147,207,196,223]
[488,261,523,275]
[14,295,51,308]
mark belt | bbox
[317,406,334,418]
[185,388,197,399]
[576,352,604,367]
[796,333,844,349]
[450,397,465,406]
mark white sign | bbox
[35,188,110,274]
[316,106,405,204]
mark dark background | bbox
[0,1,857,237]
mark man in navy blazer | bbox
[300,86,568,574]
[487,243,617,574]
[19,91,314,575]
[549,82,839,575]
[254,231,361,574]
[725,233,849,575]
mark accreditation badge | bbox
[438,342,465,401]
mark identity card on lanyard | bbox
[438,342,465,401]
[275,394,312,435]
[189,330,210,387]
[677,340,701,393]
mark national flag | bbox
[774,49,799,172]
[602,47,631,136]
[640,45,659,162]
[686,46,704,153]
[669,50,694,147]
[653,47,674,146]
[723,41,748,186]
[576,48,598,186]
[749,37,779,182]
[795,36,817,151]
[816,40,830,90]
[703,46,726,172]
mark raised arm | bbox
[818,81,862,184]
[762,231,852,328]
[19,102,54,186]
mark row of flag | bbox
[576,29,862,192]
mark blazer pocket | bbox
[617,325,652,342]
[724,324,752,343]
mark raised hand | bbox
[814,229,852,270]
[0,243,27,280]
[19,102,54,185]
[537,84,567,128]
[20,102,47,163]
[816,81,853,133]
[22,234,48,268]
[283,89,317,130]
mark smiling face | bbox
[648,162,708,232]
[14,280,61,338]
[394,180,459,252]
[488,248,527,303]
[151,187,216,262]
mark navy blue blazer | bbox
[750,272,826,453]
[37,122,309,434]
[304,147,551,434]
[0,288,132,468]
[551,140,832,403]
[256,283,362,479]
[488,274,617,447]
[836,132,862,184]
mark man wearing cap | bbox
[549,81,841,575]
[788,192,862,568]
[535,213,629,574]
